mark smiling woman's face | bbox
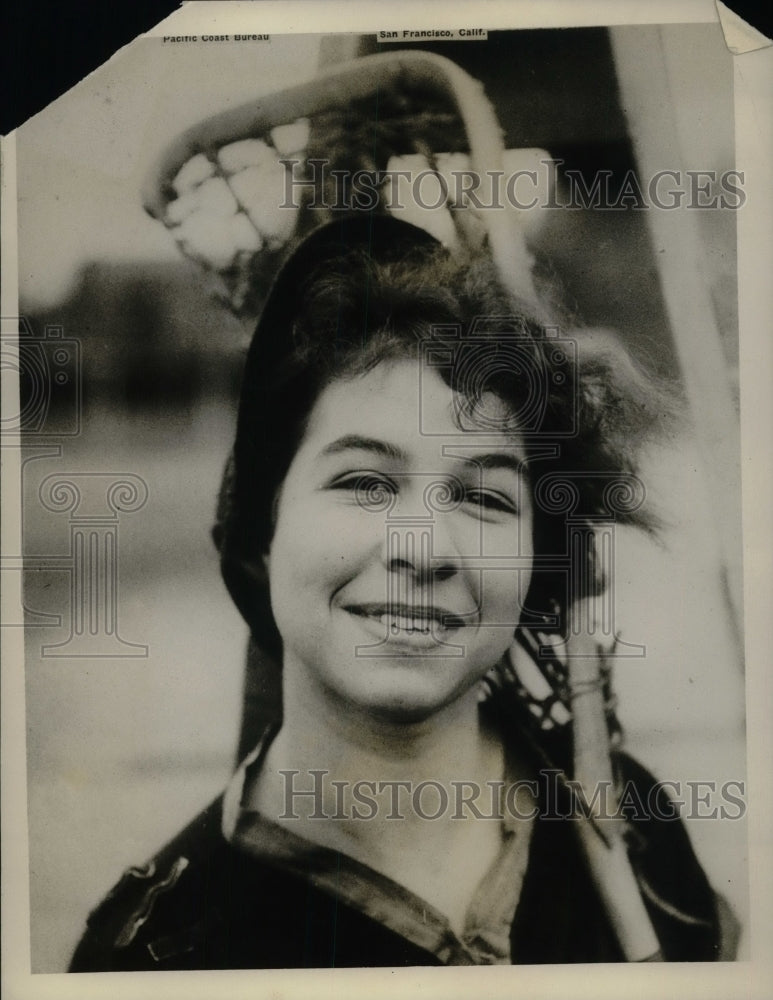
[264,359,534,723]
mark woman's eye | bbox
[329,473,397,507]
[464,489,519,515]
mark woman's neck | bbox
[247,665,508,930]
[260,663,500,812]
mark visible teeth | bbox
[394,615,412,633]
[377,613,439,634]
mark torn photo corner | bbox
[2,1,771,998]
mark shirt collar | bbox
[221,722,535,965]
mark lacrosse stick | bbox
[496,607,660,960]
[564,598,661,960]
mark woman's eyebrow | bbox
[319,438,528,475]
[319,435,408,463]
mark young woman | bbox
[70,215,735,970]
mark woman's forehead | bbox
[300,360,527,463]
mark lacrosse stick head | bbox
[142,50,553,327]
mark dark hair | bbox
[216,217,670,660]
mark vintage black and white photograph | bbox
[2,1,771,996]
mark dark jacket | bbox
[69,752,737,971]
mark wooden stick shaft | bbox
[569,639,661,961]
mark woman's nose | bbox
[384,515,461,582]
[380,476,467,579]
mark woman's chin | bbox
[325,668,480,727]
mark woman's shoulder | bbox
[69,790,445,972]
[502,721,739,962]
[69,795,232,971]
[69,792,329,971]
[532,746,739,961]
[610,749,740,960]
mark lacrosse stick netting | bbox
[141,49,547,324]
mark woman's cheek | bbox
[279,499,378,584]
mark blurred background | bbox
[13,23,747,970]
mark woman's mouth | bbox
[344,603,469,635]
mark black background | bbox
[4,0,178,134]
